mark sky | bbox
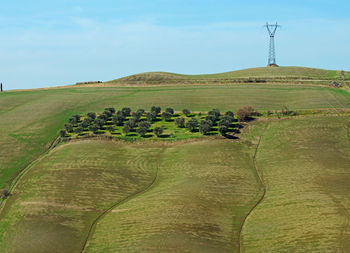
[1,0,350,89]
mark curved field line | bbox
[80,149,165,253]
[238,123,269,253]
[0,137,60,216]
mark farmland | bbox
[0,68,350,252]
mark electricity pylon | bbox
[265,22,281,66]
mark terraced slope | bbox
[1,85,348,191]
[84,140,262,252]
[108,66,350,84]
[241,116,350,252]
[0,141,163,253]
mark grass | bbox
[241,116,350,252]
[0,141,163,253]
[108,66,350,84]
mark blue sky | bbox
[1,0,350,89]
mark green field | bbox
[1,75,350,252]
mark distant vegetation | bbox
[59,107,243,141]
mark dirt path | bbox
[238,124,269,253]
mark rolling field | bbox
[1,84,349,190]
[109,66,350,84]
[0,78,350,252]
[241,116,350,252]
[0,141,163,253]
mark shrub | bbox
[74,126,84,135]
[165,108,174,115]
[1,189,9,199]
[175,117,185,128]
[161,112,172,121]
[87,112,96,120]
[218,125,228,136]
[153,127,163,137]
[122,107,132,117]
[151,106,161,114]
[59,129,66,138]
[199,120,212,135]
[182,109,191,117]
[186,118,198,132]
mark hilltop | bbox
[105,66,350,85]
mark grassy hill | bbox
[107,66,350,85]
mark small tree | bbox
[87,112,96,120]
[153,126,163,137]
[107,125,115,133]
[186,118,198,132]
[161,112,172,121]
[165,108,174,115]
[218,125,228,136]
[89,124,99,133]
[65,123,73,133]
[112,115,125,126]
[122,107,132,117]
[175,117,185,128]
[146,112,157,122]
[74,126,84,135]
[105,107,116,114]
[182,109,191,117]
[199,120,212,135]
[237,106,256,122]
[137,121,150,136]
[59,129,66,138]
[151,106,161,114]
[122,125,131,135]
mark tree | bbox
[122,125,131,135]
[125,118,137,129]
[153,126,163,137]
[161,112,172,121]
[165,108,174,115]
[237,106,256,122]
[146,112,157,122]
[65,123,73,132]
[136,121,150,136]
[209,109,220,119]
[107,125,115,133]
[69,117,78,125]
[81,120,90,128]
[122,107,132,117]
[205,115,217,125]
[74,126,84,135]
[136,109,145,115]
[225,111,234,118]
[175,117,185,128]
[199,120,212,135]
[112,115,125,126]
[182,109,191,117]
[87,112,96,120]
[89,124,99,133]
[95,118,105,128]
[151,106,161,114]
[105,107,115,114]
[59,129,66,138]
[218,125,228,136]
[186,118,198,132]
[103,110,112,118]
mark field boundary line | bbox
[238,123,269,253]
[0,137,60,216]
[80,148,165,253]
